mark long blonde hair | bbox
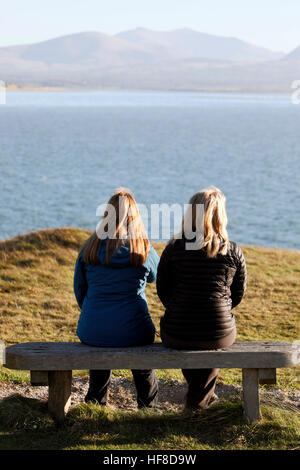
[173,186,229,258]
[80,187,150,267]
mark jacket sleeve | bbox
[73,254,88,309]
[230,244,247,309]
[156,243,173,308]
[146,245,160,283]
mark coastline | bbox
[5,84,292,95]
[6,84,69,92]
[0,227,299,253]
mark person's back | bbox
[158,237,246,342]
[75,238,158,347]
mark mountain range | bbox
[0,28,299,92]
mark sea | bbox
[0,90,299,249]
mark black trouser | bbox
[181,368,219,409]
[160,326,237,409]
[85,369,158,408]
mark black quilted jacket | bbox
[157,239,247,341]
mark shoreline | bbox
[5,84,292,95]
[0,227,299,253]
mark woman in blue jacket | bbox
[74,187,159,408]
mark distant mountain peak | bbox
[284,45,300,61]
[0,29,293,92]
[116,27,283,62]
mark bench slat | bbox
[4,341,299,371]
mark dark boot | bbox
[85,369,111,406]
[131,369,158,408]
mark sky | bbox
[0,0,299,53]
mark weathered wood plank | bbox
[242,368,261,424]
[30,370,48,386]
[3,341,300,371]
[259,368,277,385]
[48,370,72,424]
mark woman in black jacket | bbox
[157,186,247,410]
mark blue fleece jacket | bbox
[74,240,159,347]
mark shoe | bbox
[184,393,219,412]
[138,403,159,410]
[209,393,219,406]
[84,393,106,406]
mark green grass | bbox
[0,396,299,450]
[0,227,299,450]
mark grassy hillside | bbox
[0,227,299,450]
[0,227,298,385]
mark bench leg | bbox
[48,370,72,423]
[242,368,261,425]
[31,370,49,386]
[259,368,277,385]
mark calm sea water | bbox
[0,90,299,249]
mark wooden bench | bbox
[2,341,299,425]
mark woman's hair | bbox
[80,187,150,267]
[172,186,229,258]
